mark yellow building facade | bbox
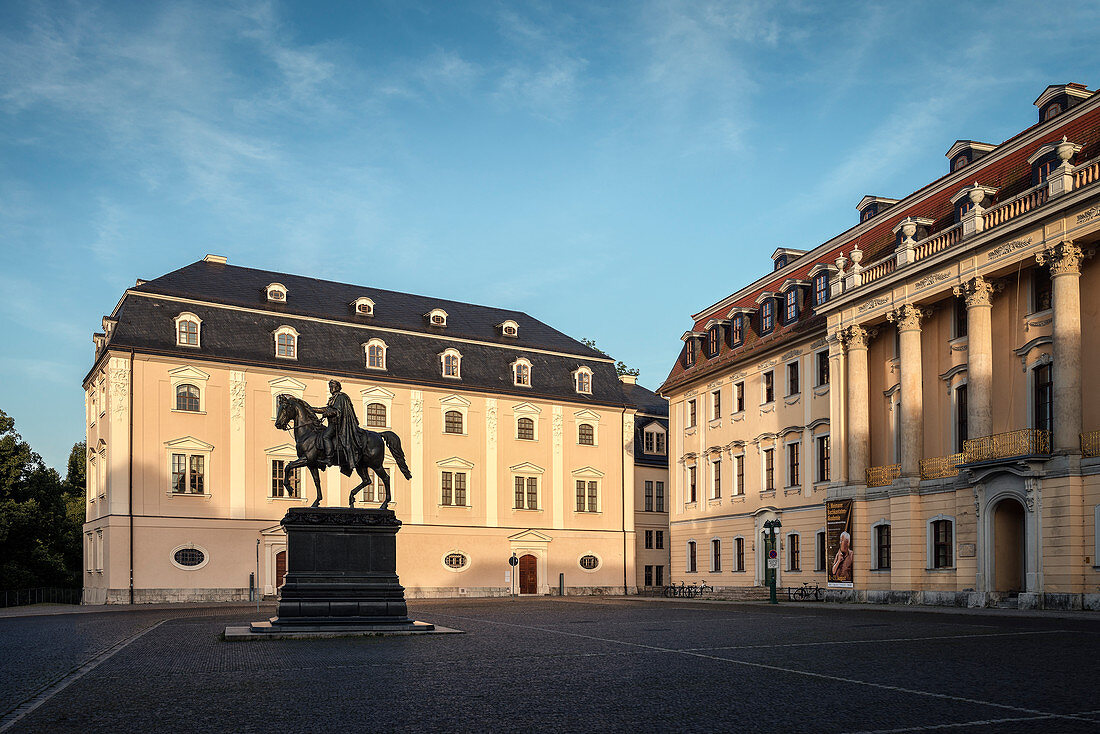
[661,82,1100,609]
[83,259,667,603]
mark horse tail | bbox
[382,431,413,479]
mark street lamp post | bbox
[763,519,782,604]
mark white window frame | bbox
[441,549,471,573]
[685,461,698,505]
[265,282,288,303]
[170,543,210,571]
[786,531,801,571]
[266,443,305,502]
[513,402,541,441]
[870,518,890,570]
[814,349,830,388]
[643,422,667,455]
[95,441,106,501]
[784,438,801,489]
[363,338,388,370]
[273,325,299,361]
[926,514,956,570]
[731,451,745,496]
[733,535,746,572]
[814,527,827,571]
[164,436,214,497]
[572,466,604,514]
[97,376,106,417]
[440,394,471,436]
[760,441,776,492]
[269,376,306,420]
[352,296,375,316]
[786,359,800,396]
[710,456,721,499]
[361,385,395,430]
[573,366,593,394]
[815,432,831,484]
[437,456,475,509]
[733,381,745,414]
[512,357,533,387]
[510,462,544,511]
[174,312,202,349]
[440,348,462,379]
[711,388,722,422]
[169,365,210,414]
[761,370,775,405]
[574,409,600,447]
[499,319,519,337]
[427,308,449,327]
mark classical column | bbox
[844,325,871,485]
[954,277,995,441]
[887,305,928,477]
[827,330,848,484]
[1037,241,1085,453]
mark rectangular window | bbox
[787,362,799,395]
[955,385,968,453]
[712,390,721,420]
[708,327,719,356]
[687,399,696,428]
[576,480,597,512]
[761,300,774,333]
[688,467,697,503]
[1033,364,1053,433]
[817,436,830,482]
[711,459,721,499]
[276,333,295,358]
[735,382,745,412]
[171,453,186,493]
[814,273,829,305]
[655,565,664,586]
[644,480,653,512]
[785,289,798,322]
[442,471,453,505]
[655,481,665,512]
[514,477,524,509]
[644,431,654,453]
[711,539,722,572]
[644,565,653,586]
[954,298,968,338]
[687,542,697,573]
[933,520,952,568]
[764,449,774,491]
[656,530,664,549]
[734,455,744,495]
[189,455,204,494]
[731,315,743,345]
[789,535,800,571]
[576,480,586,512]
[271,460,300,498]
[816,532,826,571]
[455,472,467,507]
[735,537,745,572]
[588,481,598,512]
[645,530,653,549]
[763,371,774,404]
[526,477,538,510]
[817,351,830,386]
[1033,268,1052,312]
[787,443,800,486]
[877,525,891,569]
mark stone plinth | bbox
[246,507,433,635]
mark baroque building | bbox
[82,258,667,603]
[660,82,1100,609]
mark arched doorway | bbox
[518,554,538,594]
[275,550,287,592]
[992,498,1025,593]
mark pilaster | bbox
[886,304,929,477]
[1036,241,1085,453]
[843,325,872,486]
[410,390,424,524]
[954,277,995,440]
[552,406,564,530]
[229,370,246,518]
[485,398,498,528]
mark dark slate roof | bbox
[132,260,607,358]
[106,295,627,406]
[633,416,669,468]
[622,382,668,417]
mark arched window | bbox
[513,359,531,386]
[274,326,299,360]
[517,417,534,440]
[175,384,200,412]
[578,423,594,445]
[574,368,592,394]
[175,312,201,348]
[365,339,387,370]
[444,410,464,434]
[366,402,387,428]
[687,540,697,573]
[441,349,462,379]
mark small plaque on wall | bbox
[958,543,976,558]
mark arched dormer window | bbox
[352,297,374,316]
[574,367,593,394]
[265,282,288,303]
[364,338,387,370]
[512,358,532,387]
[427,308,448,327]
[274,325,299,360]
[499,319,519,337]
[441,348,462,379]
[174,312,201,348]
[176,384,200,412]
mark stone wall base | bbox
[86,586,629,603]
[823,589,1100,611]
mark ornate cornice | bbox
[886,304,930,332]
[1036,240,1086,277]
[840,324,876,350]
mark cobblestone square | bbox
[2,599,1099,733]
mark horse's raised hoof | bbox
[348,497,356,508]
[379,501,389,511]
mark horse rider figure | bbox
[312,379,363,476]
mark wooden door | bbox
[275,550,287,591]
[518,554,537,594]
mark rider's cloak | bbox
[326,391,362,476]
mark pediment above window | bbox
[571,466,605,478]
[509,461,545,474]
[168,365,211,382]
[512,402,542,415]
[360,385,395,400]
[439,393,472,407]
[164,436,214,451]
[436,456,475,470]
[269,376,307,392]
[507,529,553,543]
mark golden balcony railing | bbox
[962,429,1052,463]
[866,464,900,487]
[1081,430,1100,458]
[919,453,965,480]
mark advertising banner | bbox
[826,499,854,588]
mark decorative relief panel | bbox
[229,371,246,426]
[913,272,951,290]
[987,237,1032,261]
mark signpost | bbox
[762,519,782,604]
[509,553,518,597]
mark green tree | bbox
[581,339,641,378]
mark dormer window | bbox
[174,312,202,348]
[1033,83,1092,124]
[352,297,375,316]
[1028,138,1082,186]
[770,247,807,272]
[784,289,798,323]
[1045,103,1061,120]
[813,273,829,306]
[499,320,519,338]
[512,358,532,387]
[951,184,997,222]
[774,255,786,270]
[266,283,288,303]
[945,141,995,174]
[761,300,775,333]
[731,315,744,345]
[441,348,461,379]
[953,155,968,171]
[574,367,593,394]
[427,309,448,327]
[857,196,899,223]
[364,338,387,370]
[707,326,720,356]
[274,325,299,360]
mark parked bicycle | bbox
[663,580,713,598]
[787,581,824,601]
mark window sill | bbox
[577,443,598,448]
[684,502,698,509]
[760,490,775,496]
[729,496,746,503]
[442,432,469,437]
[513,508,542,512]
[784,487,802,496]
[813,384,829,397]
[575,510,602,515]
[365,366,387,371]
[925,567,957,572]
[707,498,722,506]
[167,491,212,498]
[439,504,473,509]
[870,568,891,573]
[275,355,297,361]
[786,569,802,574]
[171,409,207,415]
[685,426,697,435]
[731,411,745,422]
[760,403,775,414]
[175,344,201,349]
[267,495,305,503]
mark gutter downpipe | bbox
[622,405,628,597]
[129,348,135,605]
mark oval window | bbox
[579,554,599,570]
[444,552,468,569]
[174,547,205,567]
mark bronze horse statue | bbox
[274,393,412,509]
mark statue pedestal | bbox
[240,507,436,637]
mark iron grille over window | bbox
[444,553,467,569]
[579,555,599,570]
[174,548,205,567]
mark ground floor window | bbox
[644,565,653,586]
[735,537,745,571]
[442,471,467,506]
[271,459,300,498]
[788,533,801,571]
[687,541,697,573]
[815,530,826,571]
[711,538,721,572]
[876,524,891,569]
[931,517,953,569]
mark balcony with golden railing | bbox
[962,429,1052,464]
[919,453,965,480]
[866,464,900,487]
[1081,430,1100,458]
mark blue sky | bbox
[2,0,1099,471]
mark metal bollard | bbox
[559,573,564,597]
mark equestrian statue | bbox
[274,379,412,509]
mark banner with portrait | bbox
[826,499,854,588]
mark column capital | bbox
[886,304,930,332]
[840,324,876,350]
[952,275,1000,308]
[1036,240,1089,277]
